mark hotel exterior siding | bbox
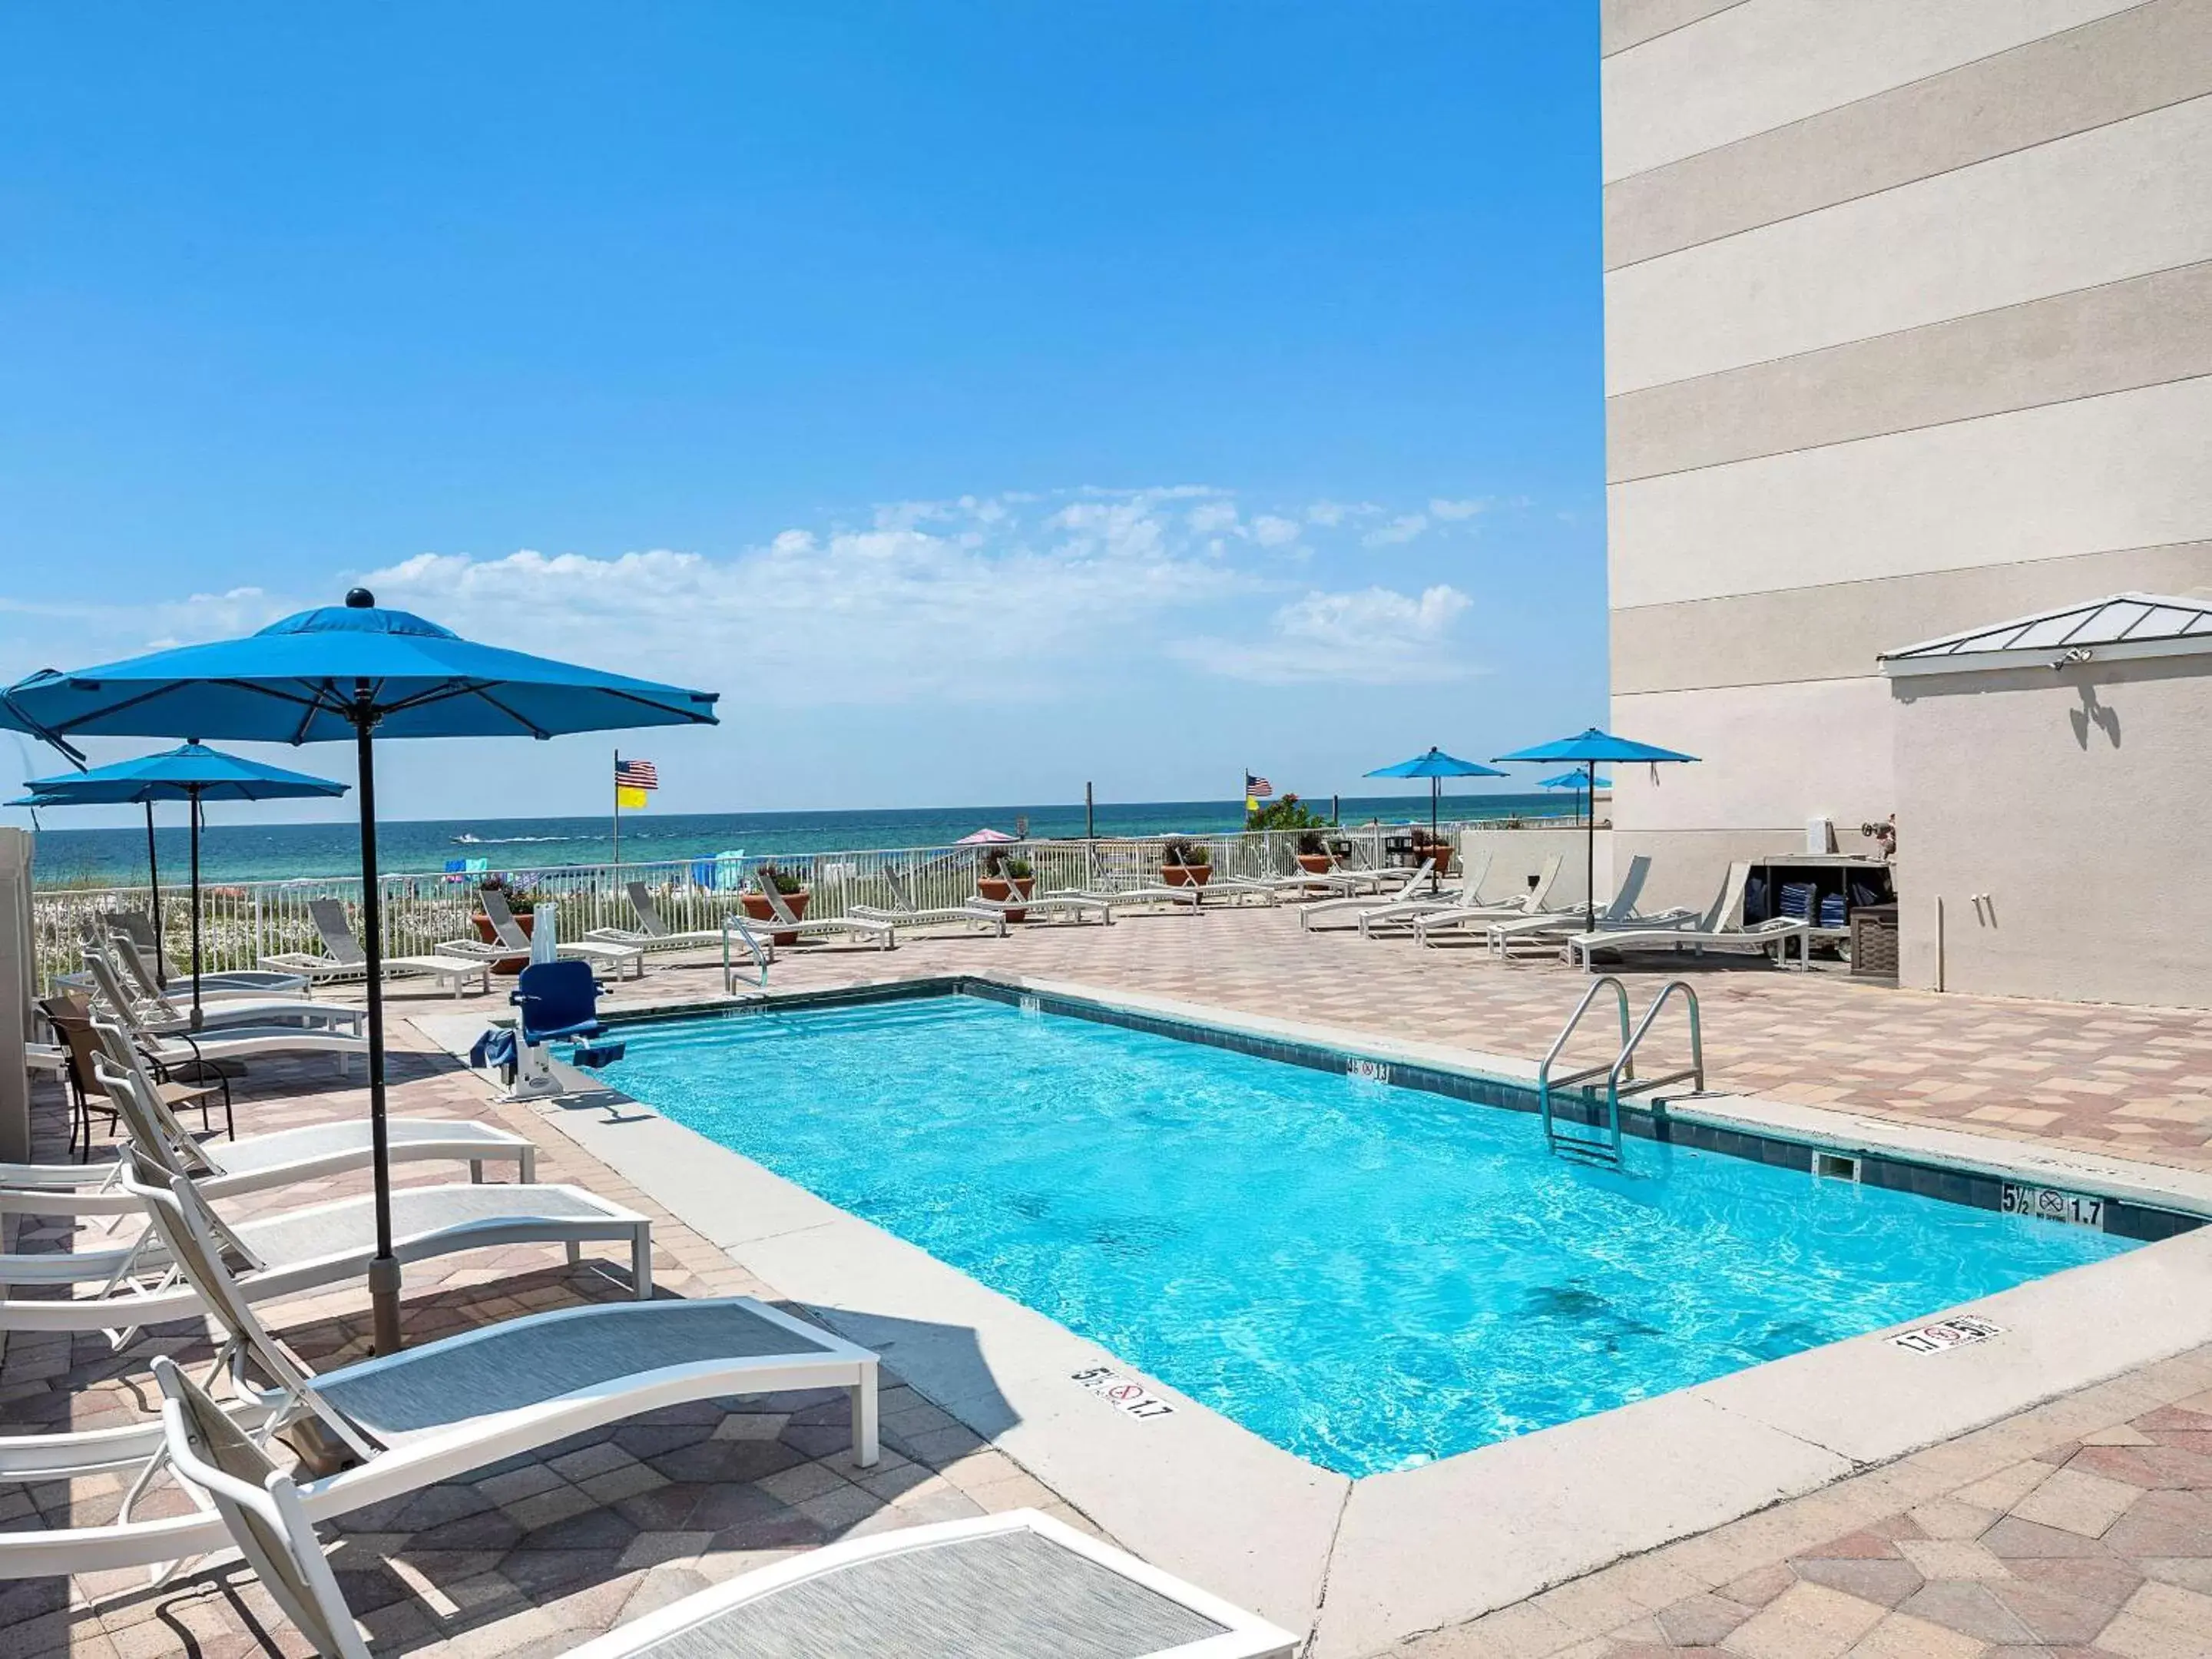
[1601,0,2212,911]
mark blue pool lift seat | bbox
[486,962,625,1098]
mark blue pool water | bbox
[596,995,2139,1476]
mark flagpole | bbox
[612,747,621,868]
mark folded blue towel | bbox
[1779,882,1817,920]
[1819,893,1848,927]
[469,1028,518,1072]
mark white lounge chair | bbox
[0,1148,879,1577]
[257,899,493,997]
[585,881,754,955]
[742,870,899,949]
[1409,854,1567,946]
[86,955,368,1075]
[87,939,364,1038]
[849,864,1009,936]
[437,889,645,981]
[1296,851,1470,932]
[0,1051,651,1336]
[0,1022,537,1220]
[1563,861,1811,972]
[1044,847,1204,916]
[1482,855,1698,958]
[101,912,311,1000]
[154,1355,1295,1659]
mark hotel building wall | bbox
[1601,0,2212,912]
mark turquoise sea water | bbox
[22,793,1576,887]
[595,995,2137,1476]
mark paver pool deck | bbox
[8,902,2212,1657]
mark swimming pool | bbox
[594,992,2141,1476]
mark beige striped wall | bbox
[1601,0,2212,906]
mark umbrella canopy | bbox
[1538,770,1612,791]
[1495,728,1699,932]
[13,743,346,1023]
[1364,748,1506,885]
[956,827,1017,845]
[2,588,718,1354]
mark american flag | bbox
[614,758,659,791]
[1244,772,1273,798]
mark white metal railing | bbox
[26,816,1578,990]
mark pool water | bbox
[596,995,2137,1476]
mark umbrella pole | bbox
[1430,777,1441,893]
[1585,760,1598,934]
[187,790,204,1030]
[353,710,402,1355]
[144,802,165,989]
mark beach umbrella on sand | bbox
[0,588,718,1353]
[13,743,347,1028]
[1364,748,1506,890]
[1538,768,1611,829]
[956,827,1017,845]
[1495,728,1698,933]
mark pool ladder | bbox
[1537,977,1704,1165]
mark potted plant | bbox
[1247,793,1335,872]
[1409,828,1455,879]
[471,877,542,973]
[740,863,812,945]
[977,849,1035,922]
[1161,839,1213,887]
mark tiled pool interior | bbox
[594,990,2153,1475]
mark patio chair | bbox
[0,1019,536,1220]
[1481,855,1698,959]
[0,1148,879,1577]
[1564,860,1810,972]
[38,992,227,1161]
[847,864,1008,936]
[744,870,899,949]
[1407,854,1568,946]
[85,953,368,1075]
[437,888,645,981]
[584,880,747,955]
[154,1353,1294,1659]
[105,911,311,999]
[0,1048,651,1336]
[257,899,493,997]
[1296,850,1477,933]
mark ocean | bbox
[22,793,1579,889]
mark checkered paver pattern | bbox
[7,899,2212,1657]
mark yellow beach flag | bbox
[617,785,648,810]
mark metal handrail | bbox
[1538,975,1632,1156]
[720,916,773,994]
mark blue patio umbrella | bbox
[1366,748,1506,888]
[1495,728,1699,932]
[2,589,719,1351]
[1538,769,1612,830]
[13,742,346,1028]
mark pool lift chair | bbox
[483,960,626,1103]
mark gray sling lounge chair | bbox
[585,881,751,955]
[849,865,1009,936]
[745,870,899,949]
[104,911,310,999]
[1045,847,1204,916]
[1482,855,1697,959]
[1564,860,1810,972]
[153,1349,1290,1659]
[0,1148,879,1578]
[0,1049,649,1335]
[439,889,645,980]
[259,899,493,996]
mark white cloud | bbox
[1175,582,1476,685]
[1187,500,1239,535]
[1429,498,1488,522]
[1250,515,1302,548]
[1362,513,1428,548]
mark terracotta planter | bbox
[741,889,811,945]
[471,909,532,975]
[1161,864,1213,888]
[1296,853,1335,874]
[1412,845,1454,877]
[978,875,1035,922]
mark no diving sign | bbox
[1071,1366,1174,1421]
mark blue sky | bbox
[0,2,1603,826]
